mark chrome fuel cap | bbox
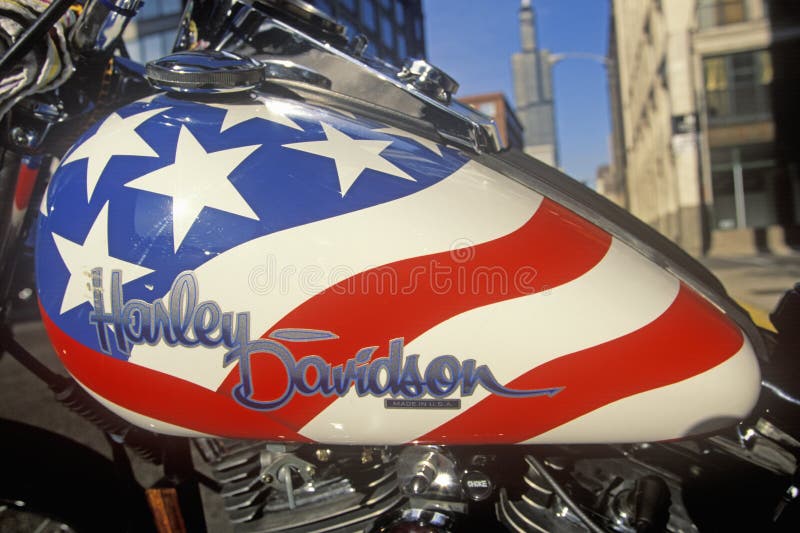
[146,51,265,94]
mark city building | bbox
[595,163,628,207]
[123,0,425,68]
[459,92,525,150]
[608,0,800,255]
[313,0,425,66]
[604,12,629,209]
[511,0,559,167]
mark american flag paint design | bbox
[35,94,761,444]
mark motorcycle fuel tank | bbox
[35,93,761,445]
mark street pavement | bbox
[701,253,800,329]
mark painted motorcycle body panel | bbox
[35,94,761,444]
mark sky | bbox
[422,0,611,186]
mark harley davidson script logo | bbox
[89,269,563,411]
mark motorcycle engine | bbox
[196,439,494,532]
[196,415,800,532]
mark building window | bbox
[703,50,772,124]
[711,143,779,229]
[397,33,407,59]
[361,0,376,32]
[380,13,394,49]
[657,58,668,89]
[698,0,747,28]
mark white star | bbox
[61,107,168,201]
[136,93,162,104]
[125,126,260,252]
[282,123,416,196]
[373,126,443,157]
[52,202,153,315]
[206,98,303,133]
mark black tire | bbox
[0,419,155,533]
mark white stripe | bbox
[522,337,761,443]
[299,238,681,444]
[127,160,543,390]
[73,377,215,438]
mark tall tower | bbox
[512,0,559,167]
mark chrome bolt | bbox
[349,34,368,57]
[398,59,459,103]
[10,127,37,148]
[361,448,374,464]
[314,448,332,462]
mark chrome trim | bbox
[262,60,330,89]
[398,59,459,103]
[174,0,503,153]
[255,0,348,42]
[246,9,502,153]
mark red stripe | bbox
[14,162,39,211]
[217,198,612,431]
[40,304,308,442]
[417,284,745,444]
